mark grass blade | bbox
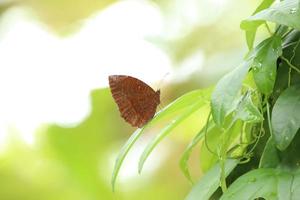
[148,88,212,127]
[180,120,215,183]
[112,88,212,190]
[111,128,143,191]
[138,101,206,173]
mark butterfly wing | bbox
[109,75,160,127]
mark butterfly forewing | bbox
[108,75,160,127]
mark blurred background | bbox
[0,0,266,199]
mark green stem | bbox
[204,111,218,156]
[220,120,235,192]
[264,22,273,36]
[266,100,273,137]
[288,67,292,87]
[281,56,300,74]
[290,39,300,62]
[246,123,263,156]
[220,156,227,192]
[281,29,293,40]
[239,122,246,144]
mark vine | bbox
[112,0,300,199]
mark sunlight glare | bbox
[0,1,171,147]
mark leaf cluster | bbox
[112,0,300,199]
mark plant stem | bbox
[288,67,292,87]
[204,111,218,156]
[266,101,273,137]
[220,156,227,192]
[264,22,273,36]
[219,120,235,193]
[281,56,300,74]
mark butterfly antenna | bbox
[156,72,170,91]
[156,72,170,111]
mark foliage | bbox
[113,0,300,199]
[0,1,265,199]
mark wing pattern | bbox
[109,75,160,127]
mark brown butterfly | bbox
[108,75,160,128]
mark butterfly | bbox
[108,75,160,128]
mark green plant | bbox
[112,0,300,199]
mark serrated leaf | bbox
[185,159,238,200]
[272,84,300,150]
[211,62,250,127]
[251,35,282,94]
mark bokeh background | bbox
[0,0,266,199]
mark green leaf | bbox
[259,137,280,168]
[234,92,264,123]
[211,62,250,126]
[149,88,212,127]
[111,88,212,190]
[245,0,300,31]
[221,169,300,200]
[199,125,222,172]
[111,128,143,191]
[276,25,290,37]
[240,0,275,49]
[277,172,294,200]
[179,120,215,182]
[272,84,300,150]
[245,30,257,50]
[291,172,300,198]
[139,100,208,173]
[278,129,300,169]
[260,126,300,169]
[251,35,282,94]
[253,0,276,14]
[199,117,243,172]
[185,159,238,200]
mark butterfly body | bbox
[108,75,160,128]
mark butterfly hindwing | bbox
[109,75,160,127]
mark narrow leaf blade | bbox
[179,120,215,182]
[149,88,212,127]
[139,101,206,173]
[111,88,212,189]
[111,128,143,191]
